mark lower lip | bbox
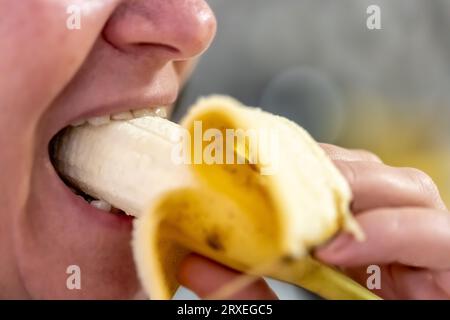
[48,159,135,231]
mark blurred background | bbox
[173,0,450,299]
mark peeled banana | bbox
[53,95,380,300]
[53,115,195,216]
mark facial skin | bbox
[0,0,216,298]
[1,0,449,301]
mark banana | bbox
[52,116,195,216]
[53,95,380,300]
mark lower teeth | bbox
[52,141,126,215]
[89,199,112,212]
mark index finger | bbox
[177,254,278,300]
[315,207,450,270]
[320,143,383,163]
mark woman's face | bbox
[0,0,216,298]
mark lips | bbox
[48,105,170,222]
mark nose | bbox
[103,0,217,61]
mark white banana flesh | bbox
[53,116,195,217]
[53,95,380,300]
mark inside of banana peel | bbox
[132,96,381,300]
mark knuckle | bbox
[353,149,383,163]
[319,143,341,160]
[335,160,358,186]
[404,168,441,202]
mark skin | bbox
[178,145,450,300]
[0,0,448,300]
[0,0,216,299]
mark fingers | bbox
[433,270,450,297]
[339,266,397,300]
[320,143,383,163]
[334,161,447,212]
[320,143,446,211]
[388,265,450,299]
[177,254,278,300]
[315,207,450,270]
[342,265,448,299]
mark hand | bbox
[178,253,278,300]
[177,144,450,300]
[315,144,450,299]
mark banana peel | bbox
[132,96,380,300]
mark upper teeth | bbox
[87,116,111,126]
[111,111,133,120]
[71,107,168,127]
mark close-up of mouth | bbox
[47,105,170,225]
[3,0,450,304]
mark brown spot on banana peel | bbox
[247,163,260,174]
[281,254,297,265]
[206,232,225,251]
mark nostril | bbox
[102,0,217,61]
[102,30,182,59]
[135,42,180,55]
[116,42,182,62]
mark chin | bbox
[13,155,141,299]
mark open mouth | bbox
[48,106,169,219]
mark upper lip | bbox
[46,93,177,144]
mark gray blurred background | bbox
[173,0,450,299]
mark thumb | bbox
[177,254,278,300]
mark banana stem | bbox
[271,258,381,300]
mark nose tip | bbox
[177,3,217,58]
[103,0,217,60]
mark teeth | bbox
[112,111,133,120]
[154,107,168,118]
[87,116,111,126]
[132,108,155,118]
[89,199,112,212]
[74,107,168,128]
[71,119,86,127]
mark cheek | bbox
[0,0,121,147]
[174,59,199,88]
[0,0,124,298]
[13,164,140,299]
[0,0,119,225]
[15,206,140,299]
